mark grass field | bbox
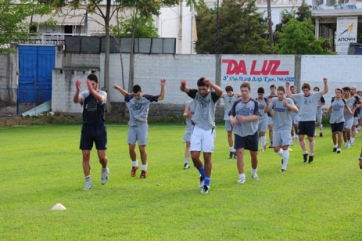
[1,124,362,240]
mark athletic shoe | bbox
[228,152,233,159]
[346,144,351,149]
[101,168,109,185]
[337,150,341,154]
[184,163,191,169]
[251,173,259,181]
[199,176,205,188]
[350,142,354,146]
[233,152,237,159]
[281,169,287,172]
[140,170,147,179]
[308,156,314,163]
[131,166,138,177]
[269,145,274,148]
[303,153,308,163]
[201,185,209,194]
[333,147,337,152]
[237,178,246,184]
[84,181,92,190]
[320,132,323,137]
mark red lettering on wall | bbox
[222,59,289,76]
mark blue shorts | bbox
[234,132,258,152]
[297,121,315,137]
[128,123,149,146]
[331,122,344,132]
[80,124,107,150]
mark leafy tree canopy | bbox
[196,0,270,54]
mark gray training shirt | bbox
[330,98,345,124]
[268,97,295,131]
[223,94,239,120]
[125,93,159,126]
[291,92,322,121]
[229,98,259,137]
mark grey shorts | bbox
[128,123,149,146]
[344,117,353,130]
[183,125,193,142]
[225,120,233,131]
[273,130,292,147]
[268,116,274,125]
[316,112,323,123]
[258,118,268,133]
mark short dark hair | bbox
[87,73,98,83]
[257,87,265,94]
[197,77,208,87]
[314,87,320,91]
[225,85,233,92]
[342,86,350,91]
[270,84,276,89]
[240,82,251,90]
[133,84,142,93]
[277,86,285,93]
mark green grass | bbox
[1,124,362,240]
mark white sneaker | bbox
[237,179,246,184]
[251,173,259,181]
[201,185,209,194]
[346,144,351,149]
[199,176,204,188]
[101,168,109,185]
[84,181,93,190]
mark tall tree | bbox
[196,0,270,54]
[0,0,53,52]
[274,18,334,54]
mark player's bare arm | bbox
[204,78,223,97]
[73,79,82,103]
[158,78,166,101]
[285,82,292,98]
[183,104,190,118]
[113,84,128,96]
[87,79,105,103]
[320,77,328,95]
[180,79,190,94]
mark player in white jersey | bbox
[221,85,241,159]
[229,82,260,184]
[265,85,298,172]
[286,78,328,164]
[326,88,353,154]
[342,87,358,149]
[113,79,166,179]
[182,100,196,169]
[180,77,222,194]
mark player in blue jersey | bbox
[113,79,166,179]
[180,77,222,194]
[73,73,109,190]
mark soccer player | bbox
[182,100,195,169]
[266,84,277,148]
[221,85,241,158]
[342,87,357,149]
[255,87,268,151]
[229,82,260,184]
[73,73,109,190]
[113,79,166,179]
[180,77,222,194]
[314,86,325,137]
[265,85,298,172]
[286,78,328,163]
[326,88,353,154]
[349,86,361,146]
[290,85,299,142]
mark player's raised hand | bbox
[181,79,187,85]
[323,77,328,83]
[160,78,166,86]
[286,82,290,88]
[204,78,211,86]
[76,80,81,91]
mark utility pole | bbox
[215,0,220,54]
[267,0,274,54]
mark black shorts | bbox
[234,132,258,152]
[331,122,344,133]
[80,124,107,150]
[297,121,315,137]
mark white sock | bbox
[350,137,355,143]
[276,149,283,157]
[185,158,189,164]
[229,147,235,152]
[141,164,148,171]
[239,173,246,180]
[250,168,257,176]
[132,160,138,167]
[319,124,323,132]
[282,150,289,170]
[261,136,266,148]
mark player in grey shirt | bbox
[229,82,259,184]
[182,100,196,169]
[326,88,353,154]
[286,78,328,163]
[180,77,222,194]
[114,79,166,179]
[314,86,325,137]
[342,87,358,149]
[265,85,298,172]
[221,85,241,159]
[256,87,268,151]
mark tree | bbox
[110,15,158,38]
[196,0,270,54]
[274,18,334,55]
[0,0,53,52]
